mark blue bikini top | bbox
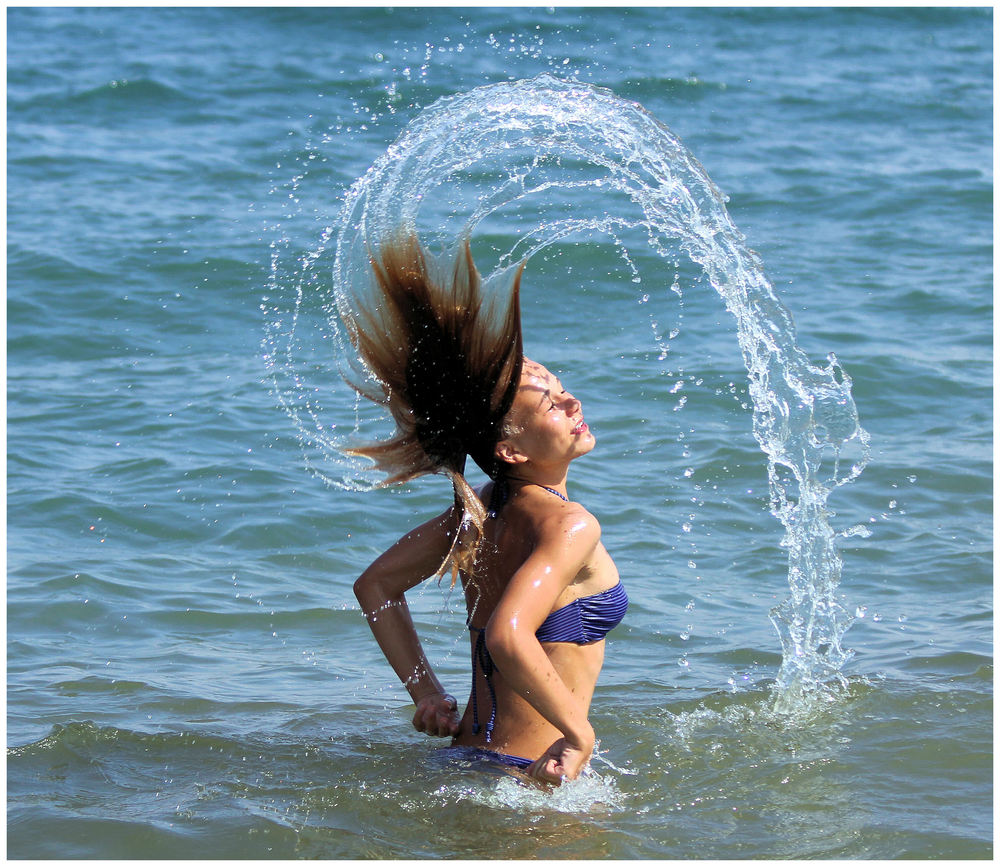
[467,583,628,743]
[483,478,629,644]
[534,581,629,644]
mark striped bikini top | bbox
[484,478,629,645]
[534,581,629,644]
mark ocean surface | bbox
[7,6,992,860]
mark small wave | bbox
[892,649,992,682]
[8,242,111,284]
[9,490,196,545]
[9,720,174,756]
[142,604,361,635]
[618,74,730,102]
[10,76,197,128]
[69,77,193,110]
[90,455,172,479]
[8,719,344,760]
[26,569,140,597]
[55,677,151,697]
[7,150,118,184]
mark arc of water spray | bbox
[270,74,871,711]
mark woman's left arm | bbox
[353,507,463,737]
[484,506,602,779]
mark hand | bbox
[528,735,593,784]
[412,692,461,738]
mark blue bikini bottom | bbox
[436,745,533,772]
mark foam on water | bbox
[264,74,870,713]
[426,761,625,815]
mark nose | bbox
[560,392,581,414]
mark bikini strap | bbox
[468,624,497,743]
[493,477,569,509]
[536,484,569,502]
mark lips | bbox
[571,419,588,435]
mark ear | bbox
[494,438,528,466]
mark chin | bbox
[576,432,597,455]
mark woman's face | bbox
[497,359,596,469]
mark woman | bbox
[348,234,626,784]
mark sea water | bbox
[8,7,992,859]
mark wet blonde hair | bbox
[342,233,524,580]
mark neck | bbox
[505,469,569,498]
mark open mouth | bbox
[571,419,588,435]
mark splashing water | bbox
[427,761,626,816]
[263,74,871,712]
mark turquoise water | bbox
[8,7,992,859]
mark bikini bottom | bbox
[435,745,534,772]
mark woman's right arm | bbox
[353,506,462,737]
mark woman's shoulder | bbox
[487,481,601,543]
[531,495,601,545]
